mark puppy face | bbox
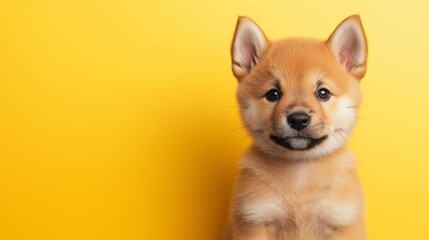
[232,16,367,160]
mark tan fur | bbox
[227,15,368,240]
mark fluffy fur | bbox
[226,15,368,239]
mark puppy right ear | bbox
[327,15,368,80]
[231,17,268,80]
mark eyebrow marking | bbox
[315,68,327,87]
[275,80,281,90]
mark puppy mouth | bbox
[269,135,328,151]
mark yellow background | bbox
[1,0,428,239]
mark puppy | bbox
[227,15,368,240]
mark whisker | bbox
[337,128,352,135]
[221,105,245,109]
[226,126,246,133]
[336,131,348,141]
[320,123,353,137]
[235,133,252,141]
[233,125,273,140]
[356,117,373,120]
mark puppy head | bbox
[231,16,367,161]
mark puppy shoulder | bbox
[233,151,287,224]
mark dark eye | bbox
[316,88,331,101]
[265,89,281,102]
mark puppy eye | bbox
[265,89,281,102]
[316,88,331,101]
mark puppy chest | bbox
[240,197,360,228]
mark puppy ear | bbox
[231,16,268,80]
[327,15,368,80]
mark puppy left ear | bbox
[327,15,368,80]
[231,16,268,80]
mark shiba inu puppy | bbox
[227,15,368,239]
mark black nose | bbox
[287,112,311,131]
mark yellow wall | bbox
[1,0,428,239]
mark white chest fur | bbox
[241,195,360,228]
[241,199,286,224]
[238,150,362,230]
[316,197,361,227]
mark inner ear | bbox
[231,17,268,80]
[327,15,367,80]
[338,29,362,72]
